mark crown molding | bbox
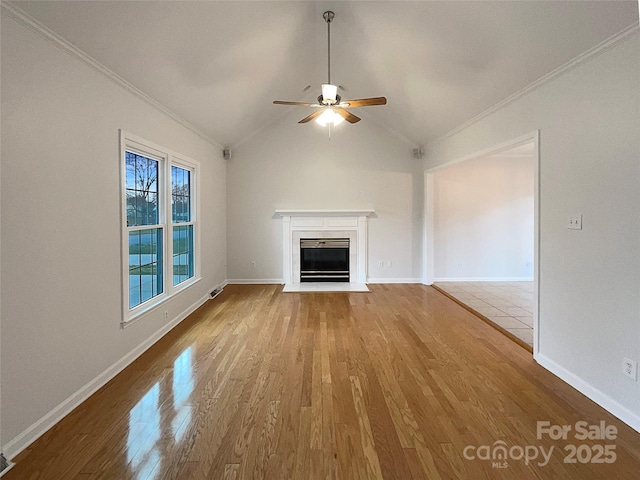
[1,1,223,150]
[429,22,640,148]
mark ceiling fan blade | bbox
[273,100,322,107]
[298,110,324,124]
[335,108,361,124]
[339,97,387,108]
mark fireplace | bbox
[300,238,350,282]
[275,209,373,291]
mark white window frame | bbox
[170,157,199,289]
[120,131,201,326]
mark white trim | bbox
[1,287,220,461]
[227,279,284,285]
[367,278,423,284]
[535,353,640,434]
[0,463,15,479]
[426,132,539,174]
[275,209,375,217]
[430,24,640,147]
[433,277,534,283]
[0,2,222,149]
[532,131,541,356]
[423,172,435,285]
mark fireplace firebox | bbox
[300,238,350,282]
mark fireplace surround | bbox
[275,209,374,290]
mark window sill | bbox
[121,276,202,329]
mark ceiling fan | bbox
[273,11,387,126]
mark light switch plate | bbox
[568,214,582,230]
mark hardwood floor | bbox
[6,284,640,479]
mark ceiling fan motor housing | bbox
[318,94,341,106]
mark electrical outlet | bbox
[164,311,169,321]
[251,261,256,268]
[378,260,384,267]
[622,358,637,380]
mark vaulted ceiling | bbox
[8,1,638,148]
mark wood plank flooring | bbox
[6,284,640,479]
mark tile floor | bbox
[434,281,534,348]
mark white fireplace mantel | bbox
[275,209,375,218]
[276,209,374,286]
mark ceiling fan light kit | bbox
[273,11,386,128]
[316,108,345,127]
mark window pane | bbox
[173,225,193,286]
[129,228,163,309]
[129,231,141,268]
[126,153,137,190]
[126,152,159,227]
[171,165,191,223]
[126,191,136,227]
[147,192,158,226]
[148,160,158,193]
[141,275,153,303]
[129,266,142,309]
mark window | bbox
[121,132,199,324]
[171,165,194,286]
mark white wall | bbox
[424,33,640,429]
[226,111,423,283]
[0,14,227,456]
[432,151,534,280]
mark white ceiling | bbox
[9,1,639,148]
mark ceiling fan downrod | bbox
[323,11,334,86]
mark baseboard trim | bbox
[433,277,534,282]
[0,462,15,478]
[367,278,423,284]
[2,283,222,461]
[535,353,640,434]
[227,278,283,284]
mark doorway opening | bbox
[424,133,539,353]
